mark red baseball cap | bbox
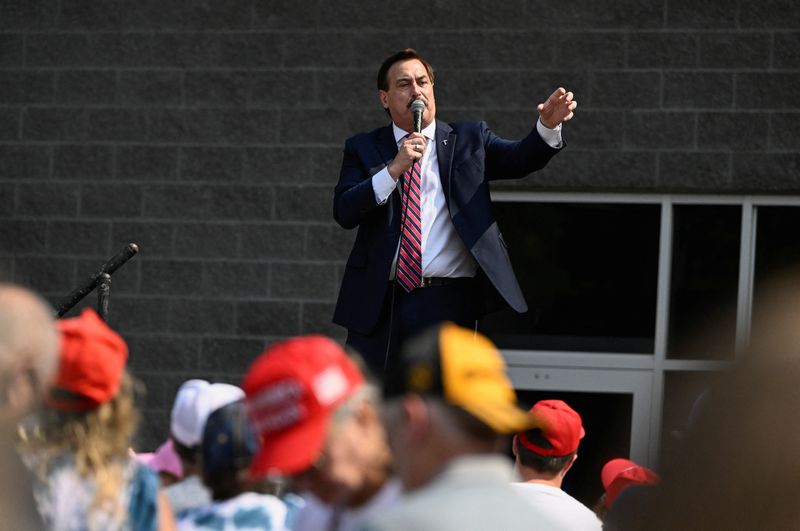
[518,399,585,457]
[47,309,128,410]
[242,335,364,477]
[601,458,660,509]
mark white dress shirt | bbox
[371,119,562,280]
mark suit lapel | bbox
[376,125,398,167]
[435,121,456,206]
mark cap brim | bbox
[602,458,638,488]
[463,402,542,434]
[250,411,329,477]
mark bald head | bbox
[0,285,58,394]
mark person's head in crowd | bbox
[243,335,392,507]
[0,284,59,427]
[381,322,539,491]
[376,47,436,131]
[594,458,660,520]
[512,399,584,488]
[136,438,183,487]
[23,309,142,526]
[199,400,258,501]
[170,379,245,477]
[616,269,800,531]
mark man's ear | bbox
[511,434,519,457]
[402,394,430,443]
[562,453,578,476]
[378,90,389,109]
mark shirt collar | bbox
[392,119,437,144]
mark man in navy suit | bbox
[333,49,577,377]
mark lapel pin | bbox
[443,139,448,146]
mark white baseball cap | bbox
[170,379,245,447]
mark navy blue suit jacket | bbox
[332,120,563,335]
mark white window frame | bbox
[492,191,800,466]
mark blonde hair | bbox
[22,372,141,526]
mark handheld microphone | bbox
[411,100,426,133]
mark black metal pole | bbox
[55,243,139,317]
[96,273,111,321]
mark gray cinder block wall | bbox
[1,0,798,446]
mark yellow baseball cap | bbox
[384,322,540,434]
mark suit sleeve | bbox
[333,137,387,230]
[482,122,564,181]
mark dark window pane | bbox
[482,203,660,353]
[752,206,800,336]
[667,205,741,360]
[659,370,718,471]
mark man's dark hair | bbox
[376,48,435,91]
[171,436,199,466]
[516,429,575,475]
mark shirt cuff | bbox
[372,167,398,204]
[536,118,563,148]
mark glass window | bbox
[752,206,800,341]
[667,205,741,360]
[482,203,660,353]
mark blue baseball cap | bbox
[201,399,259,476]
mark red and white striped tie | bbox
[397,158,423,292]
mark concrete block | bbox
[219,33,282,68]
[81,183,143,218]
[306,224,356,261]
[56,70,117,104]
[698,33,770,68]
[664,72,734,108]
[589,71,660,109]
[46,220,111,255]
[252,0,318,28]
[150,33,220,67]
[774,32,800,68]
[16,182,79,217]
[250,70,316,107]
[659,152,731,190]
[87,109,148,141]
[201,261,269,297]
[140,259,203,295]
[626,111,695,149]
[739,0,800,28]
[628,33,697,68]
[106,296,171,333]
[0,145,50,179]
[732,153,800,191]
[119,70,182,105]
[180,147,243,182]
[168,298,236,334]
[127,334,200,372]
[770,113,800,150]
[737,73,800,110]
[243,147,312,184]
[698,112,768,150]
[174,223,240,258]
[521,0,663,29]
[184,70,250,107]
[238,223,306,260]
[274,185,331,221]
[236,300,300,336]
[0,34,24,65]
[0,108,19,140]
[0,70,53,104]
[53,145,113,180]
[13,255,75,293]
[116,146,178,181]
[666,0,737,28]
[556,32,626,69]
[199,337,264,374]
[301,302,344,339]
[271,262,336,300]
[0,220,47,253]
[22,107,85,140]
